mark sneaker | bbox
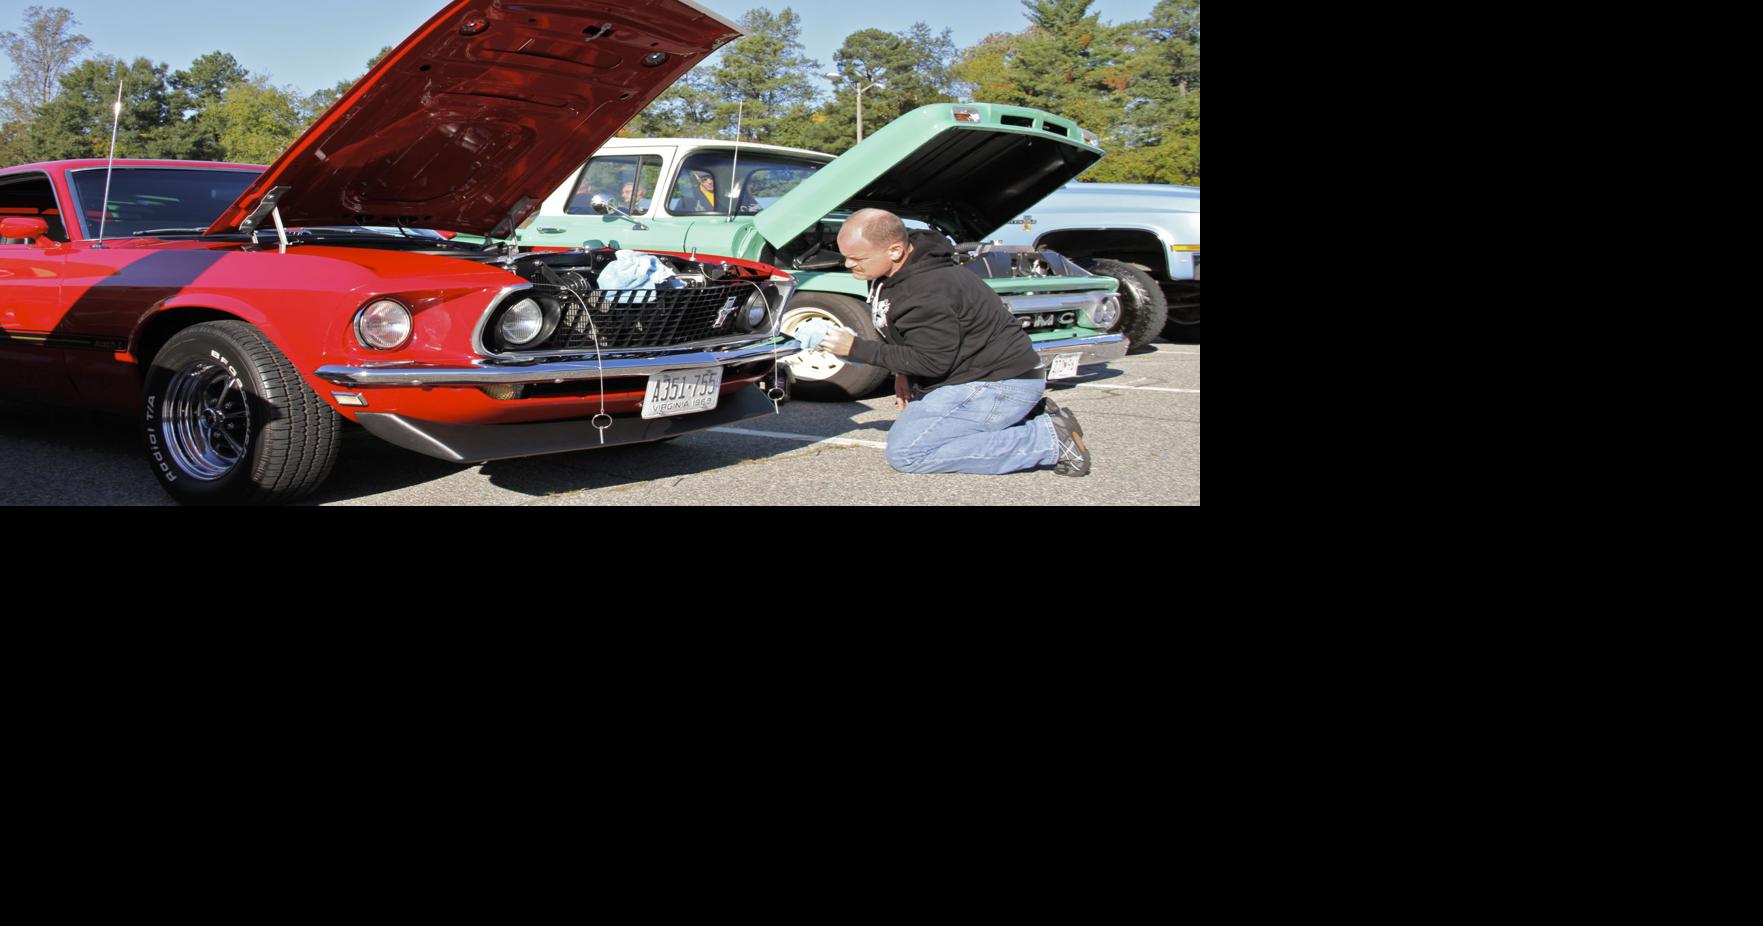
[1043,398,1092,477]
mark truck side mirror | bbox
[0,217,51,243]
[587,194,646,231]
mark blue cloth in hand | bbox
[795,319,834,351]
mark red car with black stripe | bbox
[0,0,800,505]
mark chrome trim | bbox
[469,282,539,357]
[1083,294,1124,330]
[317,340,803,388]
[1000,291,1111,315]
[1032,333,1130,366]
[475,279,784,362]
[65,165,263,242]
[354,298,413,351]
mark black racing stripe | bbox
[0,329,128,352]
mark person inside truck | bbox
[620,180,651,214]
[673,170,718,213]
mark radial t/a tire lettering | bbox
[142,321,341,506]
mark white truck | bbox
[988,182,1201,345]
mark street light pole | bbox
[825,69,888,144]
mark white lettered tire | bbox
[142,321,341,506]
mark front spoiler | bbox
[317,339,802,389]
[354,383,788,464]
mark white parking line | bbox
[1073,383,1200,394]
[711,427,890,450]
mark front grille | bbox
[545,286,748,351]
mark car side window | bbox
[566,155,661,216]
[0,172,68,243]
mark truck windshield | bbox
[668,152,826,217]
[69,167,261,240]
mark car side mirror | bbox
[1,217,51,243]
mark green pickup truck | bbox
[516,103,1131,400]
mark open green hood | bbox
[751,103,1104,248]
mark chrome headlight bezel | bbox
[1082,294,1123,331]
[355,299,414,351]
[735,279,794,334]
[490,295,563,352]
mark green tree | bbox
[626,8,819,143]
[166,52,250,162]
[953,0,1199,186]
[953,32,1025,104]
[1010,0,1131,133]
[207,78,306,164]
[0,5,91,162]
[1091,0,1199,184]
[303,46,392,121]
[0,5,91,124]
[29,57,215,161]
[172,51,249,109]
[706,8,820,142]
[791,23,962,154]
[620,68,721,138]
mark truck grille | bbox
[544,287,747,351]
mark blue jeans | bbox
[886,377,1059,475]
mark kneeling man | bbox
[817,209,1092,477]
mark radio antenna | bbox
[94,75,124,248]
[727,102,743,223]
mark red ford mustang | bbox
[0,0,800,505]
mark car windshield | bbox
[668,151,827,217]
[70,169,452,241]
[70,167,261,240]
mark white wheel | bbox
[782,307,857,383]
[778,294,891,401]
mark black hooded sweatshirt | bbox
[846,230,1043,393]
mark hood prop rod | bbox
[239,186,292,252]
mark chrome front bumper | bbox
[317,340,802,388]
[1033,332,1131,366]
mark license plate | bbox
[643,368,724,419]
[1049,354,1081,381]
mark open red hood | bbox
[206,0,741,238]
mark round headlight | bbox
[357,300,413,351]
[499,298,547,347]
[1085,295,1123,331]
[736,290,773,332]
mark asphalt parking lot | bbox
[0,338,1199,506]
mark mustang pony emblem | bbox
[713,296,741,328]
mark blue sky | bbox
[1,0,1161,98]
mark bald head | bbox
[837,209,913,282]
[843,209,908,249]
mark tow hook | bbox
[758,366,793,404]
